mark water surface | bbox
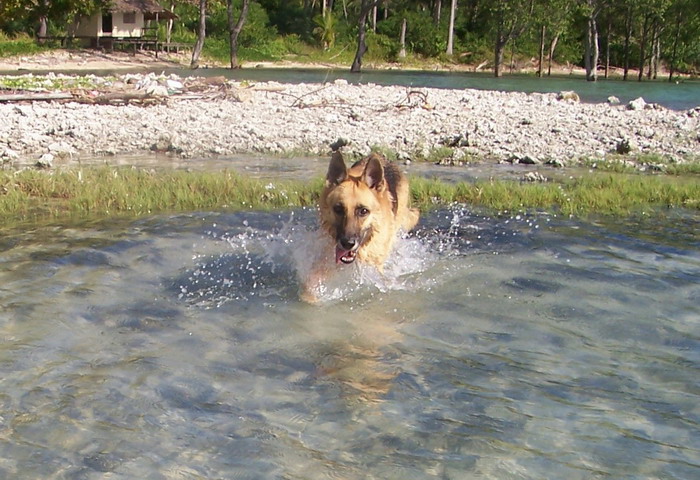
[18,65,699,110]
[200,67,700,111]
[1,206,698,479]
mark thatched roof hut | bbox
[107,0,178,21]
[73,0,176,40]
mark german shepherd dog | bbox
[301,151,419,301]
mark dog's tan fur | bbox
[301,151,419,301]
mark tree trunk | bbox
[37,0,49,42]
[351,0,381,72]
[494,35,506,77]
[166,2,174,43]
[351,13,369,72]
[433,0,442,24]
[623,6,632,80]
[399,17,407,58]
[584,14,599,82]
[190,0,207,69]
[604,17,611,78]
[37,16,48,42]
[648,23,661,80]
[228,0,250,69]
[537,24,545,77]
[638,14,649,81]
[446,0,457,55]
[668,10,682,82]
[547,32,559,76]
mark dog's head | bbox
[320,152,388,265]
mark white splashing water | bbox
[178,206,539,307]
[261,212,441,303]
[180,211,445,307]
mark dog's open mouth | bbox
[335,246,357,264]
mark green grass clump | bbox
[0,33,48,57]
[0,74,111,91]
[0,167,322,221]
[580,154,700,176]
[409,173,700,216]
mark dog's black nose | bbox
[339,237,357,251]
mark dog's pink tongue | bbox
[335,246,349,264]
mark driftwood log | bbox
[0,91,165,105]
[0,92,74,103]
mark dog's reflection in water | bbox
[306,305,409,405]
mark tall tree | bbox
[534,0,574,76]
[227,0,250,68]
[637,0,671,81]
[490,0,534,77]
[0,0,102,37]
[582,0,604,82]
[190,0,207,68]
[637,4,651,81]
[666,0,700,81]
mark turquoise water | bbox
[0,207,698,478]
[21,64,699,111]
[178,67,700,111]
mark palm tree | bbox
[313,11,337,50]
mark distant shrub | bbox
[0,33,46,57]
[364,31,396,63]
[378,12,445,58]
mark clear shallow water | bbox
[0,207,699,479]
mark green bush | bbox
[364,31,396,63]
[377,11,445,58]
[0,33,47,57]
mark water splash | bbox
[176,207,542,307]
[261,212,441,303]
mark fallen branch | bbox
[263,84,331,108]
[76,92,164,105]
[394,88,432,110]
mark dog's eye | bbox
[333,204,345,216]
[356,206,370,217]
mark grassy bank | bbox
[1,166,698,223]
[0,167,322,220]
[411,174,699,216]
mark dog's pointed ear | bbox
[326,151,347,185]
[362,155,385,191]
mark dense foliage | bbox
[1,0,698,77]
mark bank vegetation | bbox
[1,165,697,224]
[1,1,699,78]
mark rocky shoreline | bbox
[1,72,698,170]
